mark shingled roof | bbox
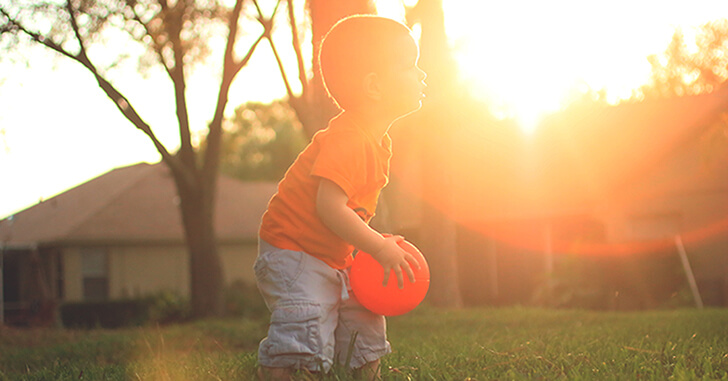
[0,163,277,247]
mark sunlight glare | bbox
[441,0,728,133]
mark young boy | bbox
[255,15,427,380]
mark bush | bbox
[60,300,148,328]
[60,292,190,329]
[143,291,191,324]
[59,283,267,329]
[224,280,268,319]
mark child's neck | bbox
[344,109,394,143]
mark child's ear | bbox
[362,72,382,101]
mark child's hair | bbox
[319,15,414,110]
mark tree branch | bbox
[203,0,253,181]
[1,6,193,188]
[128,6,174,79]
[266,35,294,99]
[165,3,195,168]
[64,0,89,62]
[287,0,308,97]
[255,0,294,99]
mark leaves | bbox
[214,100,306,181]
[643,19,728,98]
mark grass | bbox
[1,307,727,380]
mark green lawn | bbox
[1,307,727,380]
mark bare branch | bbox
[0,4,194,188]
[266,34,294,99]
[232,33,265,74]
[202,0,270,181]
[164,4,195,168]
[287,0,308,96]
[255,0,294,99]
[202,0,247,180]
[64,0,89,61]
[0,7,76,62]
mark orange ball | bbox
[349,240,430,316]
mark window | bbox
[81,248,109,301]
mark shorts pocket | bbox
[264,302,322,357]
[253,253,268,280]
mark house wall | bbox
[61,242,259,302]
[594,132,728,306]
[111,245,188,299]
[219,243,258,286]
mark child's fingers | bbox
[404,261,416,284]
[385,266,405,289]
[395,268,405,289]
[406,253,421,271]
[382,268,389,287]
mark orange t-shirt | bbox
[259,113,392,269]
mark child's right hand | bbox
[370,235,421,289]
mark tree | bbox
[0,0,283,318]
[266,0,375,137]
[640,19,728,171]
[641,19,728,98]
[401,0,464,308]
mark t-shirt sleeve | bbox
[311,131,370,198]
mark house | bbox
[385,86,728,309]
[0,162,277,325]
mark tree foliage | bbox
[642,19,728,98]
[216,100,306,181]
[640,19,728,176]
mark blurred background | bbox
[1,0,727,327]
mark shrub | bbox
[60,300,148,328]
[143,291,190,324]
[60,292,190,329]
[224,280,268,318]
[59,284,267,329]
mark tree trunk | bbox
[295,0,375,138]
[407,0,464,308]
[175,175,224,317]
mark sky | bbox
[1,0,728,218]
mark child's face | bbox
[377,35,427,118]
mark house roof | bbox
[0,163,277,247]
[443,86,728,221]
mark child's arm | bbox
[316,178,419,289]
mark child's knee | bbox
[258,301,330,370]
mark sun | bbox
[392,0,728,134]
[374,0,657,133]
[440,0,658,134]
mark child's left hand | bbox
[370,235,421,289]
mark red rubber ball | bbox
[349,240,430,316]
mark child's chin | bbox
[395,104,423,120]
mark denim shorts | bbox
[254,239,391,371]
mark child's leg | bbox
[354,359,381,380]
[255,240,344,374]
[334,289,391,375]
